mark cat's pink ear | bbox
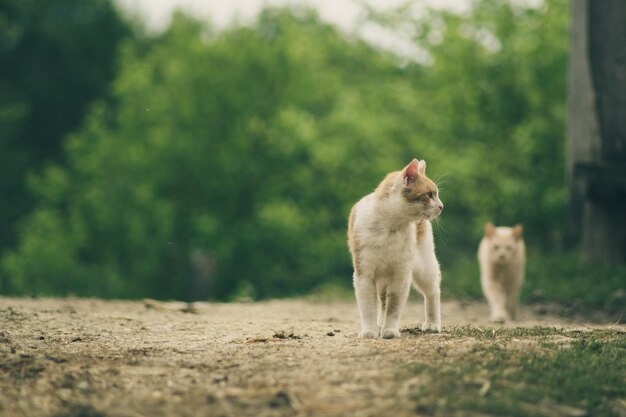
[513,224,523,240]
[485,222,495,238]
[418,160,426,175]
[402,159,420,185]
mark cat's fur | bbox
[478,223,525,322]
[348,159,444,338]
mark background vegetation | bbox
[0,0,624,308]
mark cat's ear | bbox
[485,222,495,238]
[513,224,523,240]
[402,159,420,185]
[417,160,426,176]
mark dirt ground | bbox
[0,296,623,417]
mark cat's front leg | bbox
[353,274,378,338]
[413,267,442,333]
[505,273,524,321]
[421,286,441,332]
[481,277,504,322]
[377,283,386,329]
[484,283,509,322]
[505,296,518,321]
[381,277,411,339]
[505,285,521,321]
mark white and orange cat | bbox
[348,159,444,338]
[478,223,525,322]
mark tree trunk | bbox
[567,0,626,264]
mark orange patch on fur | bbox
[485,222,495,238]
[386,291,400,317]
[378,286,388,311]
[347,204,361,275]
[401,176,438,203]
[374,171,400,200]
[416,220,427,243]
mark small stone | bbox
[269,391,293,408]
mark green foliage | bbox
[3,8,407,299]
[409,327,626,417]
[0,0,131,250]
[2,0,623,303]
[405,0,570,250]
[304,281,355,303]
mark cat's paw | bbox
[421,321,441,333]
[381,328,401,339]
[358,329,378,339]
[490,315,507,324]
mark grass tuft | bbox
[406,327,625,417]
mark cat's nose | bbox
[438,203,444,211]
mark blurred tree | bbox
[2,9,409,298]
[0,0,130,251]
[377,0,569,253]
[2,2,583,301]
[568,0,626,264]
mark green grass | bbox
[446,325,573,340]
[442,251,626,312]
[406,327,626,417]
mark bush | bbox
[4,1,623,305]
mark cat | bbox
[347,159,444,338]
[478,223,525,322]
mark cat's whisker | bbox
[432,217,448,245]
[432,173,449,190]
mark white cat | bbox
[347,159,444,338]
[478,223,525,322]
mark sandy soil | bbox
[0,296,622,417]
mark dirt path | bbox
[0,297,622,417]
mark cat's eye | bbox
[427,192,434,199]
